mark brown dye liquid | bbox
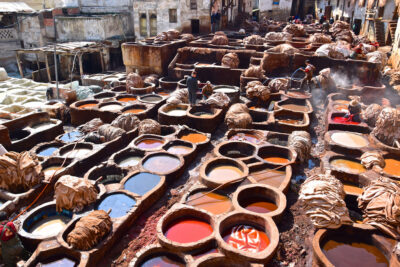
[242,197,278,213]
[343,183,364,195]
[229,133,260,144]
[263,157,290,164]
[335,100,350,105]
[180,133,207,143]
[287,91,310,98]
[186,191,232,215]
[143,155,181,174]
[136,139,164,149]
[277,119,302,125]
[123,108,145,114]
[207,165,243,183]
[280,104,309,112]
[79,103,97,109]
[250,169,286,188]
[118,97,137,102]
[330,159,366,174]
[383,158,400,176]
[322,235,389,267]
[331,132,368,148]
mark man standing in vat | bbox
[0,212,30,266]
[187,71,199,106]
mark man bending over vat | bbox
[187,71,199,106]
[299,60,316,92]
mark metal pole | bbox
[53,16,59,99]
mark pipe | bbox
[53,16,59,99]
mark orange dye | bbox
[263,157,290,164]
[79,103,97,109]
[165,219,213,243]
[330,159,366,174]
[223,225,270,253]
[158,91,170,96]
[343,183,364,195]
[180,133,207,143]
[186,191,232,215]
[123,109,145,114]
[335,100,350,105]
[250,169,286,188]
[136,139,164,149]
[333,104,349,112]
[243,199,278,213]
[280,104,309,112]
[383,158,400,177]
[207,165,243,183]
[118,97,137,102]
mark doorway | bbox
[191,19,200,34]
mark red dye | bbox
[332,116,360,125]
[223,225,270,253]
[165,219,213,243]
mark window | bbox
[139,14,147,36]
[347,0,350,7]
[190,0,197,10]
[150,14,157,37]
[337,0,340,6]
[169,9,177,23]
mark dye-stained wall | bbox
[259,0,292,21]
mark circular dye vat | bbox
[332,116,360,125]
[79,103,97,109]
[61,148,91,158]
[140,253,185,267]
[118,156,142,167]
[192,111,214,118]
[241,197,278,213]
[118,97,137,102]
[229,133,260,144]
[124,172,161,196]
[214,87,236,93]
[166,145,192,155]
[43,166,64,177]
[37,146,59,157]
[180,133,207,144]
[207,164,243,183]
[100,104,122,112]
[28,210,71,237]
[250,169,286,189]
[60,131,83,142]
[164,218,213,243]
[331,132,368,148]
[223,225,270,253]
[38,257,77,267]
[263,157,290,164]
[280,104,309,112]
[136,139,165,150]
[383,158,400,177]
[166,109,187,116]
[97,193,136,218]
[322,235,389,267]
[186,191,232,215]
[141,95,163,103]
[330,159,366,174]
[343,183,364,195]
[123,108,146,114]
[142,154,181,175]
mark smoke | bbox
[330,70,361,88]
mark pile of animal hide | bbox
[167,89,189,104]
[98,124,126,142]
[211,33,229,45]
[299,172,352,228]
[315,43,351,59]
[358,177,400,238]
[265,32,292,41]
[54,175,98,212]
[353,34,371,45]
[111,114,140,132]
[362,103,382,127]
[267,43,299,54]
[389,71,400,87]
[167,29,180,40]
[372,107,400,147]
[221,53,240,68]
[360,151,385,170]
[225,104,253,129]
[288,131,311,163]
[78,118,104,134]
[268,78,290,93]
[199,92,230,108]
[331,21,353,43]
[180,33,195,42]
[246,81,270,101]
[0,152,43,193]
[314,68,336,90]
[143,74,159,86]
[243,35,265,45]
[283,24,306,37]
[126,73,144,89]
[366,51,388,70]
[67,210,112,251]
[261,52,290,72]
[243,66,265,79]
[154,32,169,42]
[138,119,161,135]
[308,33,332,44]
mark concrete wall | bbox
[0,0,54,10]
[259,0,292,20]
[390,16,400,69]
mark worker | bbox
[322,21,330,33]
[187,71,199,106]
[299,60,316,92]
[202,81,213,100]
[344,99,362,122]
[349,43,364,59]
[0,212,30,266]
[329,17,334,24]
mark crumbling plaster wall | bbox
[390,16,400,69]
[259,0,291,21]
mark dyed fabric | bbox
[223,225,270,253]
[0,221,17,242]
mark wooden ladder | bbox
[374,20,386,46]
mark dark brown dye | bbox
[280,104,309,112]
[10,129,30,141]
[322,235,389,267]
[241,197,278,213]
